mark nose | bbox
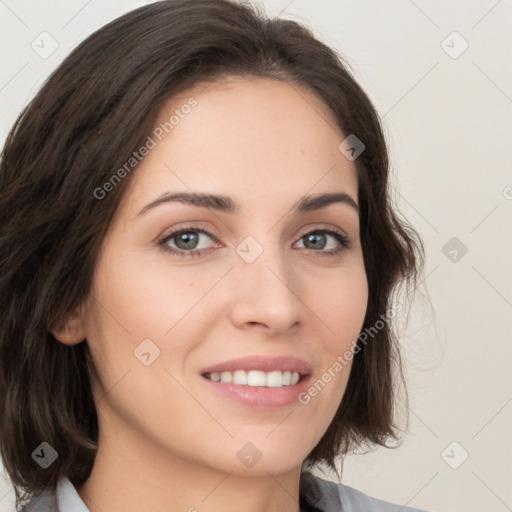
[228,243,306,336]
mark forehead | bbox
[124,76,358,212]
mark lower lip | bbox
[200,374,312,409]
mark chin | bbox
[225,458,303,477]
[212,442,307,477]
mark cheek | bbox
[293,261,367,416]
[92,251,200,339]
[84,250,225,392]
[319,264,368,349]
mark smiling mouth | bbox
[202,369,306,387]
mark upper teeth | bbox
[205,370,301,387]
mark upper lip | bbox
[200,355,313,376]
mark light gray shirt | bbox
[21,471,430,512]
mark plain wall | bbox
[1,1,511,511]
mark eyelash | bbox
[157,224,351,258]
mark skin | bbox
[53,76,368,512]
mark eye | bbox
[294,226,350,256]
[157,224,218,258]
[157,224,351,258]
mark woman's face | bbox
[68,76,368,476]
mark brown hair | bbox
[0,0,424,509]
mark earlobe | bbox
[51,311,86,346]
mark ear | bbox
[51,310,86,346]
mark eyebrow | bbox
[136,190,359,217]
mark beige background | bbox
[1,1,511,511]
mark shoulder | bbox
[20,476,89,512]
[300,470,432,512]
[20,489,56,512]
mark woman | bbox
[0,1,427,511]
